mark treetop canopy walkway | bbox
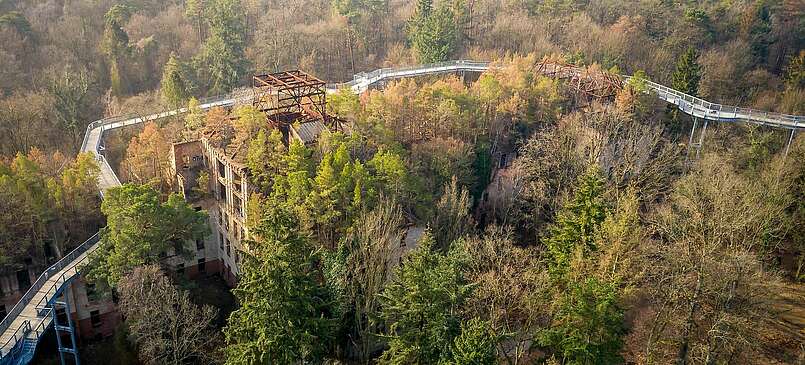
[1,59,802,365]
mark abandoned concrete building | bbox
[169,70,352,282]
[0,70,418,354]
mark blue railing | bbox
[0,233,100,357]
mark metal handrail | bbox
[327,60,491,91]
[4,57,804,360]
[0,233,100,337]
[623,76,803,127]
[31,310,51,340]
[340,59,803,128]
[0,320,29,357]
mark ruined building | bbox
[169,70,347,282]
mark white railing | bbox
[3,58,803,361]
[326,60,491,93]
[625,76,803,129]
[326,60,803,129]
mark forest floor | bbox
[763,282,805,363]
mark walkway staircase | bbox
[0,59,802,365]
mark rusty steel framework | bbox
[252,70,329,126]
[534,59,623,101]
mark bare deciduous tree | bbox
[333,198,405,362]
[635,155,790,364]
[118,265,220,365]
[431,176,475,250]
[459,226,550,365]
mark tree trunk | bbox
[677,271,702,365]
[704,279,737,365]
[348,27,356,76]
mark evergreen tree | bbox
[407,0,458,63]
[285,139,314,175]
[185,0,206,40]
[223,205,335,364]
[234,105,265,138]
[196,33,246,95]
[451,318,498,365]
[416,0,433,17]
[195,0,248,94]
[310,152,342,245]
[671,46,701,96]
[539,277,624,364]
[246,129,286,192]
[368,149,406,198]
[747,1,772,66]
[669,46,701,130]
[542,166,607,276]
[100,4,132,96]
[0,11,33,37]
[378,232,472,364]
[161,55,189,108]
[184,98,206,130]
[538,170,628,364]
[785,50,805,90]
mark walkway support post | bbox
[51,304,65,365]
[51,296,80,365]
[685,117,697,166]
[785,128,796,157]
[696,120,708,159]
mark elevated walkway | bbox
[0,234,100,364]
[327,61,803,130]
[632,77,802,129]
[326,60,490,94]
[1,59,802,364]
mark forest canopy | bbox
[0,0,803,364]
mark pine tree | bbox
[223,205,335,364]
[101,4,132,96]
[671,46,701,96]
[416,0,433,17]
[407,0,458,63]
[0,11,33,37]
[246,129,286,193]
[161,55,189,108]
[194,0,248,94]
[542,166,607,276]
[185,0,206,41]
[747,2,772,66]
[539,277,624,364]
[785,50,805,90]
[284,139,313,175]
[368,150,406,197]
[451,318,498,365]
[184,98,206,130]
[378,233,472,364]
[309,152,343,246]
[196,33,244,94]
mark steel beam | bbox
[51,298,79,365]
[785,128,796,157]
